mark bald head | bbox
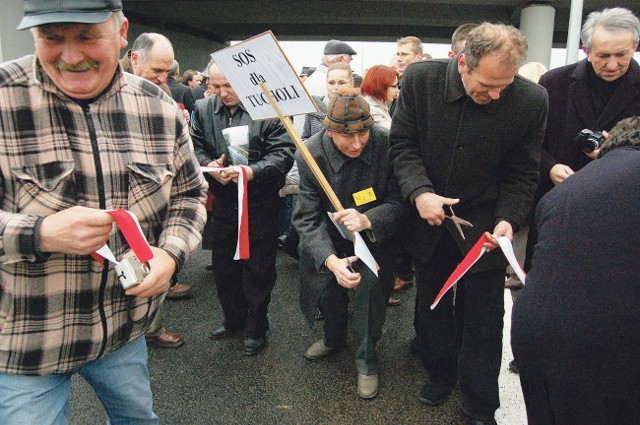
[130,33,174,85]
[207,63,240,107]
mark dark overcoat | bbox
[511,146,640,423]
[536,58,640,199]
[388,58,548,271]
[294,125,406,325]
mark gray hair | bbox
[581,8,640,51]
[599,116,640,157]
[169,60,179,77]
[462,23,528,72]
[112,11,125,30]
[131,33,173,63]
[323,54,351,65]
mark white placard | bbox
[210,31,317,121]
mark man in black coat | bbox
[191,64,295,356]
[389,23,548,424]
[524,7,640,271]
[167,60,195,114]
[511,116,640,425]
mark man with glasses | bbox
[394,36,424,78]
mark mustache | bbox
[54,60,99,72]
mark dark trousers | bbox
[414,232,504,419]
[211,198,281,339]
[321,265,389,376]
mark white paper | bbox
[353,231,379,277]
[327,211,351,240]
[326,212,379,277]
[95,244,119,265]
[497,236,526,285]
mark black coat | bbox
[511,146,640,422]
[536,58,640,199]
[389,58,548,271]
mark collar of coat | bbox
[213,96,249,115]
[443,56,513,115]
[321,128,374,173]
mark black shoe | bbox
[244,335,267,356]
[508,359,519,374]
[278,232,299,260]
[209,325,231,340]
[205,263,213,271]
[419,381,452,406]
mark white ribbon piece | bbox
[497,236,526,285]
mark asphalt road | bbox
[68,247,524,424]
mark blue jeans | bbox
[0,337,158,425]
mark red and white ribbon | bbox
[91,209,154,266]
[430,234,525,310]
[233,166,250,260]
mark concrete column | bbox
[519,3,556,69]
[0,2,34,63]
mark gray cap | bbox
[323,39,357,56]
[18,0,123,30]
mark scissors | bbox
[444,205,473,240]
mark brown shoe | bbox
[166,283,192,299]
[146,330,184,348]
[393,276,413,291]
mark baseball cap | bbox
[18,0,123,30]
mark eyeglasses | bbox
[395,52,419,58]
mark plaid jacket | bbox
[0,55,207,375]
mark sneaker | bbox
[304,340,337,360]
[357,373,379,399]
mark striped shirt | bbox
[0,55,207,375]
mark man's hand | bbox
[125,247,177,299]
[333,209,371,233]
[325,254,361,289]
[483,220,513,252]
[231,165,254,183]
[40,206,114,255]
[207,154,233,185]
[549,163,574,185]
[414,192,460,226]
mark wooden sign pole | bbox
[259,82,344,213]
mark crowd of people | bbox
[0,1,639,424]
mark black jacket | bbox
[190,96,295,207]
[536,58,640,200]
[389,58,548,271]
[167,77,195,114]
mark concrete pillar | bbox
[0,2,35,63]
[519,3,556,69]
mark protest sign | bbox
[211,31,317,121]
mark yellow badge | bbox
[352,187,376,206]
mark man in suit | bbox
[389,23,548,424]
[512,116,640,425]
[294,87,406,399]
[524,7,640,271]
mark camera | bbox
[576,129,606,154]
[115,257,150,290]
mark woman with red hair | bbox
[360,65,399,129]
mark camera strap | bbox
[91,208,155,267]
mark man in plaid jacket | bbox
[0,1,207,423]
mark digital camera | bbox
[576,129,606,154]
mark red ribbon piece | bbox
[235,166,250,260]
[430,233,491,310]
[92,209,154,266]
